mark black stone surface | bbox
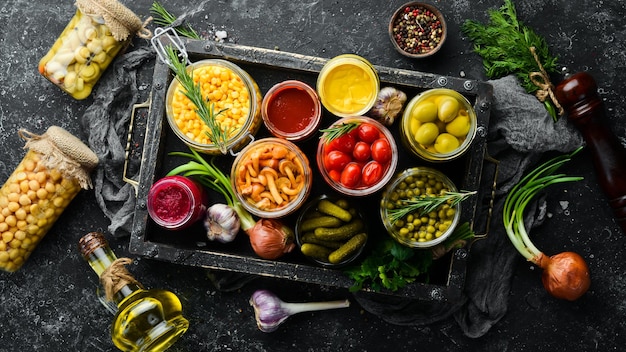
[1,0,625,351]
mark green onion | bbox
[168,148,256,231]
[502,146,591,301]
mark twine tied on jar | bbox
[18,126,99,189]
[75,0,153,41]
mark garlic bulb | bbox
[369,86,407,126]
[204,204,240,243]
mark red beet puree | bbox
[147,175,207,230]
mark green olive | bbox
[411,101,438,123]
[445,112,470,137]
[437,96,460,123]
[414,122,439,146]
[434,133,460,154]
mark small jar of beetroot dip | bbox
[147,176,208,231]
[261,80,321,142]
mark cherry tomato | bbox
[371,138,392,164]
[340,162,362,188]
[362,160,384,186]
[352,141,371,162]
[325,150,352,171]
[328,169,341,182]
[328,134,356,155]
[357,123,380,143]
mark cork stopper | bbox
[75,0,152,41]
[19,126,99,189]
[78,231,108,259]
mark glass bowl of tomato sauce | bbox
[317,116,398,196]
[261,80,322,142]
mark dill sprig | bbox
[319,122,359,144]
[150,1,201,39]
[387,190,476,224]
[462,0,559,120]
[165,46,231,153]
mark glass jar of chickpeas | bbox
[38,0,151,100]
[165,59,263,155]
[0,126,99,272]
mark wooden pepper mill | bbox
[555,72,626,234]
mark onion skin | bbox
[536,252,591,301]
[247,219,296,260]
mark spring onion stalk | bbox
[249,289,350,333]
[503,146,591,300]
[168,148,255,231]
[168,149,296,259]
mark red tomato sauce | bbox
[266,87,315,134]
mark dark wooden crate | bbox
[128,39,494,302]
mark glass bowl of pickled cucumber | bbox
[295,195,368,268]
[380,167,461,248]
[400,88,477,162]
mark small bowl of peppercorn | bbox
[389,2,447,58]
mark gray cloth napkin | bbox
[81,44,155,237]
[81,43,583,337]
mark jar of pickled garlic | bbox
[38,0,151,100]
[0,126,99,272]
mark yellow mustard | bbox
[317,54,379,117]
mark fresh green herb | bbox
[319,122,359,144]
[150,1,201,39]
[165,46,232,153]
[167,148,257,232]
[345,238,431,292]
[503,146,590,300]
[462,0,559,120]
[345,222,475,292]
[386,190,476,224]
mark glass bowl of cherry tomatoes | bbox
[316,116,398,196]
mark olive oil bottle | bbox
[78,232,189,351]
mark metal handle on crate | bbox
[123,94,152,196]
[151,27,189,66]
[470,152,499,242]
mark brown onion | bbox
[536,252,591,301]
[247,219,296,259]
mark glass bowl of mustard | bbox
[316,54,380,118]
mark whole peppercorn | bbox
[391,4,444,55]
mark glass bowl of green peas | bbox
[379,167,461,248]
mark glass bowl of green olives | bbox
[400,88,477,162]
[295,195,368,268]
[380,167,461,248]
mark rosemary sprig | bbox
[150,1,201,39]
[165,46,231,153]
[319,122,359,144]
[387,190,476,224]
